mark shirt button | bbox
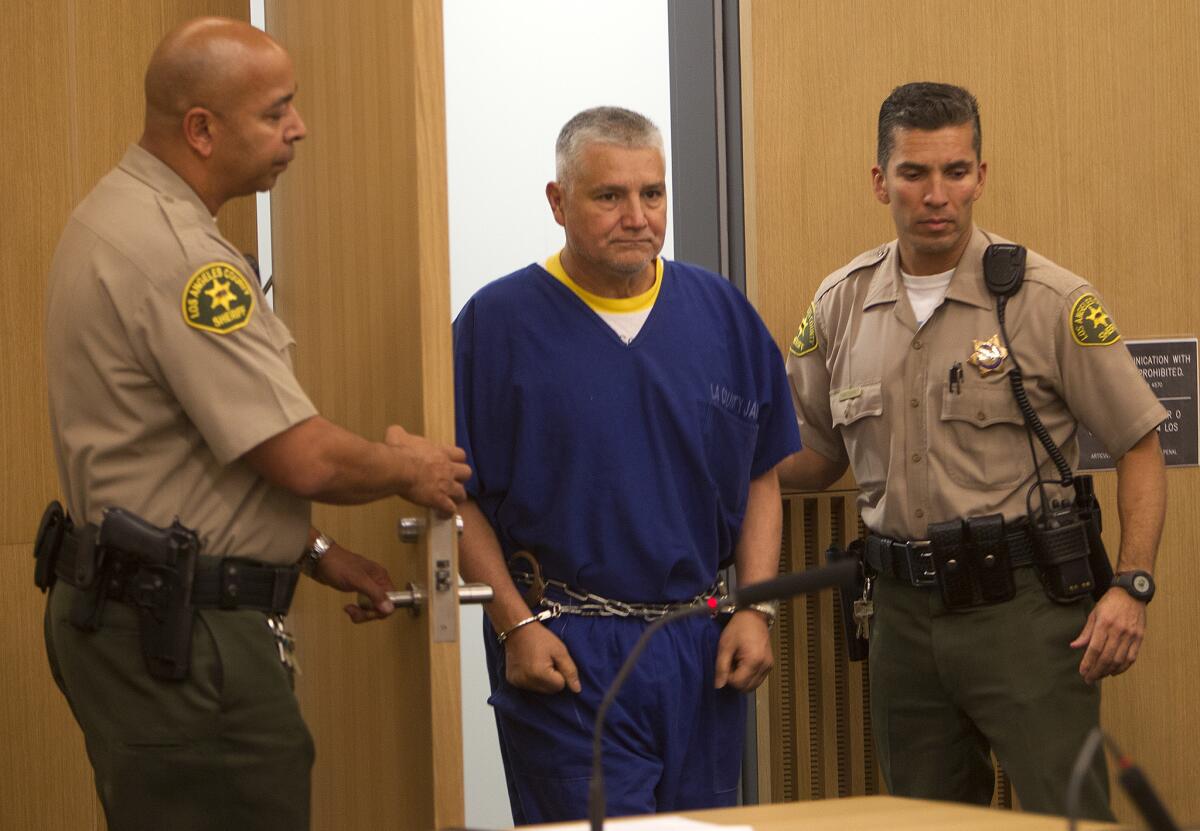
[911,453,922,463]
[910,398,919,408]
[977,412,986,421]
[915,508,925,518]
[912,340,923,351]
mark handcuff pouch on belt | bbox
[33,500,70,592]
[927,514,1016,611]
[827,540,870,662]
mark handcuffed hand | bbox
[715,609,774,691]
[502,622,582,694]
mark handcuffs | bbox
[494,551,776,643]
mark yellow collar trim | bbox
[543,252,662,313]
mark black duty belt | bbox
[865,524,1035,588]
[55,531,298,614]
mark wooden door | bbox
[741,0,1200,824]
[266,2,464,829]
[0,3,256,829]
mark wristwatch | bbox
[299,533,333,576]
[747,600,778,628]
[1111,570,1155,604]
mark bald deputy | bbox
[41,17,470,830]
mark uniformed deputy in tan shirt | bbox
[47,143,316,565]
[786,224,1165,542]
[41,18,471,831]
[779,82,1166,821]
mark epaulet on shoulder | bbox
[1020,249,1089,298]
[814,243,889,305]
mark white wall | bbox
[444,2,674,827]
[250,0,274,307]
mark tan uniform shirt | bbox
[787,226,1166,540]
[45,145,317,565]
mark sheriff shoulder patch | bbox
[1069,292,1120,347]
[182,262,255,334]
[790,303,819,357]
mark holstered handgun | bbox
[828,541,869,661]
[99,508,200,681]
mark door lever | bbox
[357,581,493,614]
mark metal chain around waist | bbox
[512,572,732,620]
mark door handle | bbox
[357,581,493,613]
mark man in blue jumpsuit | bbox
[454,106,800,824]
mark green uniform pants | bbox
[868,565,1113,821]
[44,581,314,831]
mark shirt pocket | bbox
[701,402,758,518]
[829,381,886,493]
[939,382,1028,488]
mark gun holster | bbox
[828,541,869,661]
[99,509,200,681]
[51,506,200,681]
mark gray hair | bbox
[555,106,664,183]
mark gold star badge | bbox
[968,334,1009,376]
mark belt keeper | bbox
[869,536,893,575]
[73,527,102,588]
[218,560,241,609]
[271,567,298,613]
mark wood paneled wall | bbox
[743,0,1200,824]
[267,2,463,828]
[0,4,255,829]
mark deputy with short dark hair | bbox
[41,17,470,830]
[781,82,1166,820]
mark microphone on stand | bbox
[1066,727,1181,831]
[587,561,859,831]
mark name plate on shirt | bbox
[1077,337,1198,470]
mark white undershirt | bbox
[543,252,661,345]
[901,268,955,327]
[595,307,654,344]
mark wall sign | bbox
[1077,338,1198,470]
